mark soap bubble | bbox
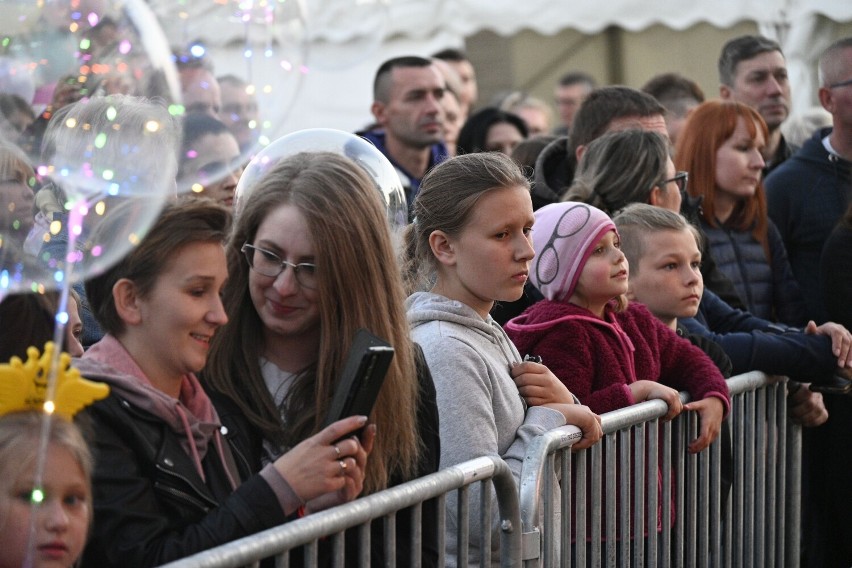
[0,0,180,301]
[162,0,308,200]
[234,128,407,231]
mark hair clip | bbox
[0,342,109,419]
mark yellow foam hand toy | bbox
[0,342,109,419]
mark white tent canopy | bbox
[149,0,852,134]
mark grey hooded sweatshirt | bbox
[407,292,565,567]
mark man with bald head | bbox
[360,56,448,209]
[765,39,852,568]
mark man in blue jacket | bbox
[359,56,449,214]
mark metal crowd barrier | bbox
[159,455,522,568]
[518,371,802,568]
[160,372,800,568]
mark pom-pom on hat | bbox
[530,202,617,302]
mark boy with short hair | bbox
[613,203,850,425]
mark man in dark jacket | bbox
[765,37,852,325]
[718,35,798,176]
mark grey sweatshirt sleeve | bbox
[416,325,564,566]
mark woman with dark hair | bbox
[74,198,372,566]
[456,107,528,155]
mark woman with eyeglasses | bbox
[561,128,748,312]
[676,100,808,325]
[74,198,373,566]
[203,152,440,566]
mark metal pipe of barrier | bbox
[159,455,521,568]
[518,371,801,567]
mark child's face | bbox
[627,228,703,327]
[0,180,35,237]
[570,229,628,316]
[64,296,84,358]
[435,184,535,318]
[0,444,90,568]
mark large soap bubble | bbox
[156,0,308,199]
[234,128,407,231]
[0,0,180,301]
[35,94,179,290]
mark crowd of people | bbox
[0,25,851,568]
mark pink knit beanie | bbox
[531,202,617,302]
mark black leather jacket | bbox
[80,392,290,567]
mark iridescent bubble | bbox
[234,128,407,232]
[0,0,180,301]
[158,1,309,200]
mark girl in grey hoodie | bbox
[403,152,603,566]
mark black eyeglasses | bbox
[241,243,318,289]
[660,171,689,193]
[829,78,852,89]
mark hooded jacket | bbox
[406,292,566,567]
[75,335,298,567]
[765,127,852,322]
[531,136,575,210]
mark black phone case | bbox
[323,328,394,435]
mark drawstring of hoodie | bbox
[175,404,206,482]
[214,432,239,490]
[606,314,638,382]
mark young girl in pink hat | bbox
[505,202,729,450]
[505,202,730,555]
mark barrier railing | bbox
[159,372,801,567]
[518,371,802,568]
[159,455,522,568]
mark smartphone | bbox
[324,328,395,439]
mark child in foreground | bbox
[403,152,602,567]
[0,412,91,568]
[613,203,845,425]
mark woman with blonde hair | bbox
[204,151,439,565]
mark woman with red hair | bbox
[675,100,808,325]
